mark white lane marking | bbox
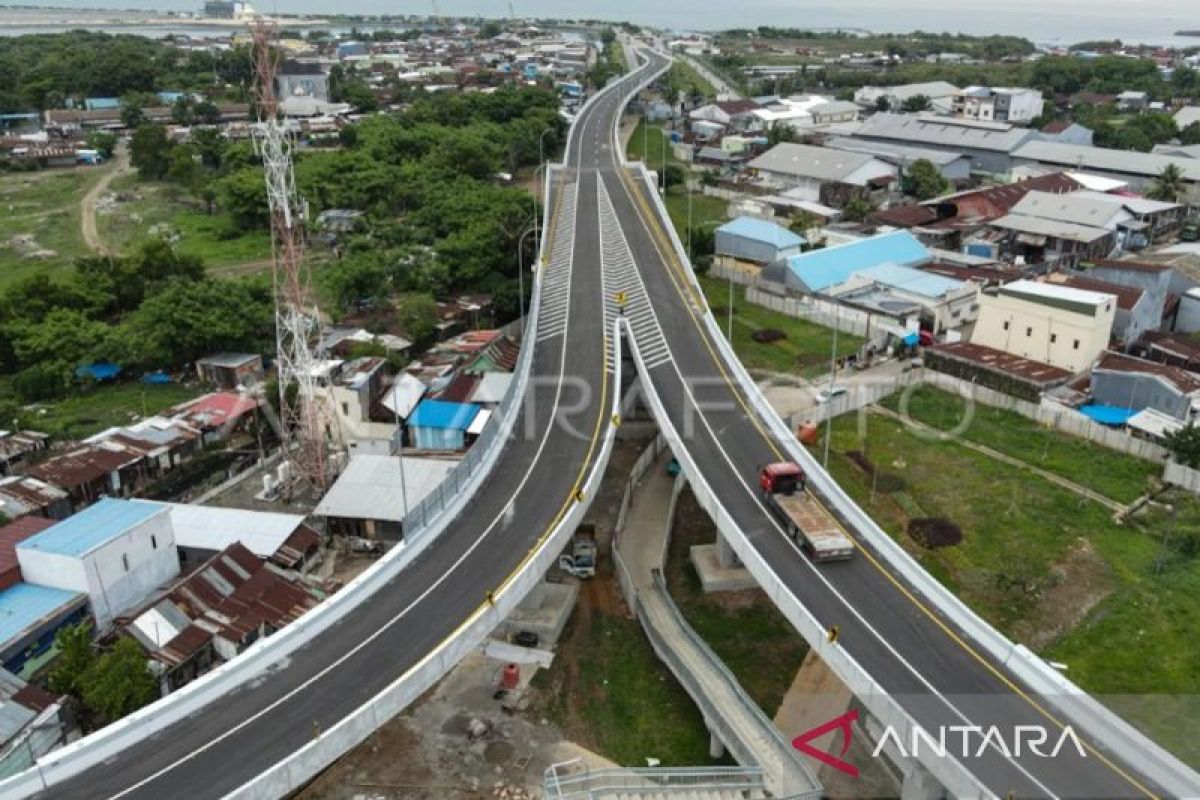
[606,172,1061,800]
[106,80,629,800]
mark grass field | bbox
[880,386,1161,504]
[7,379,205,440]
[98,174,271,268]
[700,274,861,377]
[530,609,725,767]
[0,165,111,289]
[821,404,1200,766]
[670,60,716,100]
[626,120,685,169]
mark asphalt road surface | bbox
[33,56,659,800]
[607,50,1171,800]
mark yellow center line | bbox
[612,163,1158,799]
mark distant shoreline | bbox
[1176,30,1200,37]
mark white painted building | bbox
[16,498,179,629]
[970,280,1116,374]
[952,86,1044,124]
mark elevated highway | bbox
[6,46,1198,800]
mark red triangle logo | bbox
[791,708,860,778]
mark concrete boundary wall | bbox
[0,156,566,800]
[621,318,990,799]
[1164,460,1200,494]
[227,318,626,798]
[627,158,1200,796]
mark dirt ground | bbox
[1010,537,1114,650]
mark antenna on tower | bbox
[507,0,515,18]
[250,20,331,495]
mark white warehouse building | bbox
[17,498,179,628]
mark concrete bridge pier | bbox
[862,713,946,800]
[707,724,726,760]
[716,531,740,569]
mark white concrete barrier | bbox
[621,320,989,799]
[227,320,625,799]
[625,158,1200,797]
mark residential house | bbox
[313,454,457,541]
[17,498,179,628]
[952,86,1044,124]
[970,279,1116,374]
[195,353,264,390]
[1044,274,1156,346]
[0,477,71,522]
[1090,352,1200,421]
[0,431,48,477]
[747,142,896,207]
[0,667,67,776]
[1139,331,1200,373]
[714,217,806,273]
[0,583,90,679]
[853,81,960,113]
[147,502,321,572]
[0,516,55,591]
[1116,90,1150,112]
[827,263,980,334]
[121,542,319,692]
[1079,258,1173,329]
[406,399,481,450]
[169,392,262,443]
[687,99,762,133]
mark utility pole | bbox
[823,304,839,468]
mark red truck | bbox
[760,462,855,562]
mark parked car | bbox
[814,386,848,404]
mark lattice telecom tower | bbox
[251,21,330,493]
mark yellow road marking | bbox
[611,165,1158,799]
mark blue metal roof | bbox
[18,498,165,558]
[0,583,85,645]
[716,217,805,248]
[784,230,929,292]
[407,399,481,431]
[855,263,965,298]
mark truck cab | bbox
[760,461,806,495]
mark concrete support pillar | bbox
[716,531,740,569]
[708,726,726,759]
[899,762,943,800]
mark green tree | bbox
[1164,424,1200,468]
[478,20,502,39]
[130,123,171,180]
[901,94,931,113]
[194,100,220,125]
[191,126,227,170]
[81,637,158,723]
[218,167,271,229]
[120,102,144,129]
[171,95,195,125]
[47,624,96,697]
[1180,122,1200,146]
[395,292,438,341]
[874,95,890,113]
[907,158,950,200]
[167,144,201,189]
[339,80,379,113]
[85,131,117,159]
[789,210,818,237]
[842,195,876,222]
[1146,164,1186,202]
[130,277,273,366]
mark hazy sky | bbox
[6,0,1200,44]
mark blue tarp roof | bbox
[407,399,481,431]
[716,216,806,248]
[1079,404,1136,426]
[18,498,165,558]
[75,362,122,381]
[784,230,930,292]
[142,371,171,384]
[0,583,84,645]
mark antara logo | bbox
[791,710,1087,778]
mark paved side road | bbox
[679,54,742,100]
[80,145,130,255]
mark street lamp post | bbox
[823,303,840,469]
[517,224,539,336]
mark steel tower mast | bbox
[251,21,330,494]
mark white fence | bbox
[1164,460,1200,494]
[743,283,892,339]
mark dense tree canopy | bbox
[0,31,253,112]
